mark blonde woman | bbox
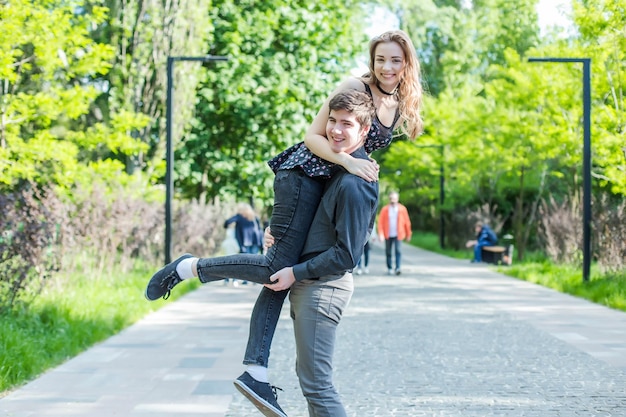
[224,203,263,255]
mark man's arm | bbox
[265,267,296,291]
[402,206,412,241]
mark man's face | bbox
[326,109,368,154]
[389,193,399,204]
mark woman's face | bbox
[373,41,405,87]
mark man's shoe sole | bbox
[233,380,287,417]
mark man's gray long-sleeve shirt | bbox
[292,147,379,281]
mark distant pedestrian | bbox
[377,191,412,275]
[224,203,264,255]
[465,221,498,263]
[223,203,263,285]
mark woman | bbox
[224,203,263,255]
[223,203,264,285]
[144,30,424,417]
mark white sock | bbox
[176,258,197,280]
[246,365,268,383]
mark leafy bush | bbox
[0,183,228,311]
[538,193,582,264]
[538,192,626,273]
[444,203,505,250]
[593,196,626,273]
[0,185,64,311]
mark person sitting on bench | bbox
[465,221,498,263]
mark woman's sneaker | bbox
[233,372,287,417]
[144,254,193,301]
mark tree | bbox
[0,1,148,192]
[376,0,623,261]
[177,0,367,206]
[85,0,214,176]
[572,0,626,195]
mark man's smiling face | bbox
[325,108,368,155]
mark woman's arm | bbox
[223,214,238,228]
[304,78,379,182]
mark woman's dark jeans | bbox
[195,169,324,367]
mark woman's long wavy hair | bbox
[361,30,424,140]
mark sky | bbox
[537,0,573,36]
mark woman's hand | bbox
[263,227,275,249]
[344,157,379,182]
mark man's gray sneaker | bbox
[233,372,287,417]
[144,254,193,301]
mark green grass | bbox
[500,262,626,312]
[409,233,469,260]
[0,260,199,395]
[410,232,626,313]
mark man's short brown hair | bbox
[328,89,376,128]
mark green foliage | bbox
[178,0,368,207]
[378,0,625,263]
[379,0,544,240]
[409,231,467,259]
[500,262,626,312]
[0,1,150,192]
[85,0,214,177]
[571,0,626,195]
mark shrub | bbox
[538,194,583,264]
[539,191,626,273]
[445,203,505,250]
[0,183,228,311]
[0,184,64,311]
[593,196,626,273]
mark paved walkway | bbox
[2,244,625,416]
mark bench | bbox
[482,245,513,265]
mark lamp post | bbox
[165,55,228,264]
[528,57,591,282]
[415,144,445,249]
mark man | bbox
[264,89,379,416]
[377,191,412,275]
[145,90,377,417]
[465,221,498,263]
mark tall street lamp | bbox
[165,55,228,264]
[528,57,592,282]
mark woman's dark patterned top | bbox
[267,83,401,178]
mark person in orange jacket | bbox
[377,191,412,275]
